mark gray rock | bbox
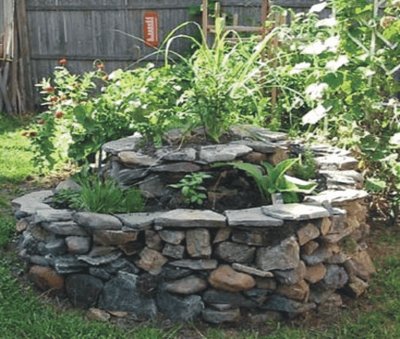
[169,259,218,270]
[34,208,73,224]
[28,255,53,267]
[320,170,363,188]
[256,237,300,271]
[117,212,163,230]
[322,265,349,289]
[12,190,53,216]
[41,221,88,236]
[145,230,162,251]
[156,291,203,322]
[308,144,351,157]
[309,286,335,304]
[262,204,330,221]
[155,209,226,228]
[74,212,122,230]
[274,261,306,285]
[54,179,81,193]
[162,244,185,259]
[151,162,201,173]
[262,295,316,314]
[135,247,168,275]
[202,308,241,324]
[315,155,358,170]
[225,207,283,227]
[186,228,211,258]
[230,140,279,153]
[243,288,270,305]
[155,147,197,162]
[232,263,274,278]
[199,144,252,163]
[93,230,138,246]
[102,135,142,155]
[114,168,149,185]
[159,230,185,244]
[44,239,66,256]
[213,228,231,243]
[164,275,208,294]
[77,252,122,266]
[65,236,91,254]
[118,151,158,166]
[230,125,287,142]
[161,266,193,280]
[104,258,139,275]
[139,175,165,198]
[297,223,320,246]
[88,246,118,257]
[65,274,104,308]
[202,289,257,308]
[304,190,369,205]
[99,272,157,318]
[54,256,89,274]
[301,245,336,265]
[215,242,255,263]
[89,268,111,281]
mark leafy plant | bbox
[53,177,144,214]
[220,159,317,203]
[169,172,212,206]
[292,148,318,181]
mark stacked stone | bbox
[13,192,374,323]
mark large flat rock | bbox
[199,144,252,163]
[304,189,369,205]
[262,203,330,221]
[155,209,226,228]
[102,136,142,155]
[74,212,122,230]
[117,212,164,230]
[225,207,283,227]
[12,190,53,215]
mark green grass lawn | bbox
[1,113,400,338]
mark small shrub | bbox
[169,172,212,206]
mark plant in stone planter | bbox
[221,158,317,203]
[169,172,212,206]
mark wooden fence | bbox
[1,0,322,113]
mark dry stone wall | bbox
[12,126,375,324]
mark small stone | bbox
[151,162,201,173]
[277,280,310,302]
[86,308,111,322]
[54,179,81,193]
[44,239,66,256]
[88,246,117,257]
[155,209,226,228]
[65,236,91,254]
[29,265,64,291]
[243,288,270,305]
[231,140,278,153]
[216,242,255,263]
[256,237,300,271]
[119,242,143,256]
[229,125,287,142]
[118,151,158,166]
[319,217,332,235]
[344,249,376,281]
[202,308,240,324]
[136,247,168,275]
[89,268,111,281]
[161,266,192,280]
[302,244,339,266]
[66,274,104,308]
[305,263,327,284]
[322,264,349,289]
[315,155,358,170]
[54,256,88,274]
[297,223,320,246]
[203,289,257,308]
[114,168,148,185]
[145,230,162,250]
[16,219,29,233]
[117,212,163,230]
[105,258,139,275]
[159,230,185,245]
[186,228,211,258]
[199,144,252,163]
[323,227,354,244]
[156,291,203,322]
[345,275,369,298]
[302,241,319,255]
[213,228,231,243]
[162,244,185,259]
[209,265,256,292]
[274,261,306,285]
[155,147,197,162]
[170,259,218,270]
[102,136,142,154]
[77,252,121,266]
[225,207,283,227]
[74,212,122,230]
[255,277,277,290]
[41,221,88,236]
[232,263,273,278]
[139,175,165,198]
[108,311,128,318]
[164,275,208,294]
[93,230,138,246]
[262,204,330,221]
[263,295,316,314]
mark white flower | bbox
[309,2,329,13]
[302,104,331,125]
[316,18,337,28]
[325,55,349,72]
[305,83,329,100]
[289,62,311,75]
[324,36,340,52]
[301,40,327,55]
[390,133,400,145]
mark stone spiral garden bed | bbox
[12,126,375,324]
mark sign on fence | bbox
[144,11,159,48]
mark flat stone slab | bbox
[155,148,197,162]
[304,189,369,205]
[262,204,330,221]
[118,151,158,167]
[315,155,358,170]
[232,263,274,278]
[155,209,226,228]
[320,170,363,185]
[12,190,53,215]
[41,221,88,236]
[150,162,201,173]
[225,207,283,227]
[230,125,287,142]
[74,212,123,230]
[309,144,351,157]
[117,212,164,230]
[102,136,142,155]
[230,140,280,154]
[34,208,73,224]
[77,252,122,266]
[169,259,218,270]
[199,144,252,163]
